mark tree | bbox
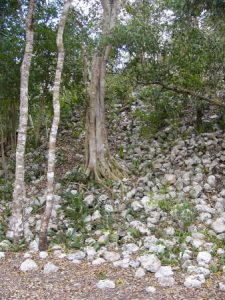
[10,0,36,244]
[39,0,72,251]
[85,0,125,181]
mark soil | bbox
[0,252,224,300]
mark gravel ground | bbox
[0,253,224,300]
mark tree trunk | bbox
[0,128,7,179]
[39,0,71,251]
[10,0,35,244]
[85,0,125,181]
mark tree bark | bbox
[10,0,35,244]
[39,0,71,251]
[85,0,125,181]
[0,128,7,179]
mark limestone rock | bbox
[212,218,225,233]
[96,279,115,289]
[43,262,59,274]
[139,254,161,272]
[20,259,38,272]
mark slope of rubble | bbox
[0,100,225,296]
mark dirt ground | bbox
[0,252,224,300]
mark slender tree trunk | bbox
[39,0,71,251]
[35,81,48,145]
[10,0,35,244]
[0,128,7,179]
[85,0,125,181]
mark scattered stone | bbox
[20,259,38,272]
[184,275,205,288]
[139,254,161,272]
[0,240,12,251]
[0,252,5,259]
[135,267,145,278]
[207,175,216,187]
[43,262,59,274]
[219,282,225,291]
[145,286,156,294]
[39,251,48,259]
[92,210,101,221]
[187,266,210,278]
[29,240,39,252]
[84,194,94,206]
[67,251,86,261]
[155,266,173,278]
[197,251,212,266]
[131,201,143,211]
[96,279,115,289]
[104,251,120,262]
[211,217,225,233]
[157,276,175,287]
[165,227,175,236]
[123,243,139,253]
[164,174,176,184]
[92,258,106,265]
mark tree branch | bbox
[150,81,225,108]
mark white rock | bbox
[104,204,113,213]
[98,234,109,245]
[96,279,115,289]
[71,259,81,264]
[20,259,38,272]
[53,250,66,258]
[126,189,136,199]
[39,251,48,259]
[158,276,175,287]
[212,217,225,233]
[155,266,173,278]
[98,194,108,202]
[187,266,210,278]
[145,286,156,294]
[0,252,5,259]
[207,175,216,187]
[129,260,140,268]
[123,243,139,253]
[104,251,120,262]
[217,248,225,255]
[113,259,130,268]
[92,210,101,221]
[67,251,86,261]
[184,275,205,288]
[70,189,78,195]
[92,258,106,265]
[135,267,145,278]
[141,196,151,210]
[190,185,202,198]
[165,227,175,236]
[29,240,39,252]
[219,282,225,291]
[197,251,212,265]
[164,174,176,184]
[0,240,11,251]
[85,246,96,258]
[84,194,94,206]
[24,252,32,258]
[43,262,59,274]
[131,201,143,211]
[139,254,161,272]
[148,244,165,254]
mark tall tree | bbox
[39,0,72,251]
[85,0,124,181]
[10,0,35,244]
